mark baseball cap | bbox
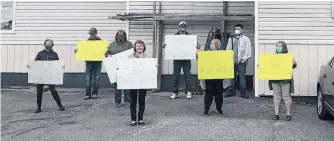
[89,27,97,34]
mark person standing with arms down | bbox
[75,27,103,100]
[105,30,133,108]
[28,39,65,113]
[164,21,201,99]
[225,24,252,98]
[269,41,297,121]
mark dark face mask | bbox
[90,33,97,38]
[45,45,53,51]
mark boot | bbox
[59,105,65,111]
[241,90,249,98]
[35,106,41,113]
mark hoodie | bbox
[105,41,133,56]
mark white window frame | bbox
[1,1,16,34]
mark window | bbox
[1,1,15,33]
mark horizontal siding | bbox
[258,44,334,96]
[129,1,254,75]
[128,1,157,59]
[1,1,127,45]
[0,44,109,73]
[258,1,334,45]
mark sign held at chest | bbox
[28,61,64,85]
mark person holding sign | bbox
[74,27,103,100]
[225,24,252,98]
[268,41,297,121]
[163,21,200,99]
[27,39,65,113]
[105,30,133,108]
[126,40,149,126]
[203,39,224,116]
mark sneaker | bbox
[204,111,209,116]
[114,102,121,108]
[138,121,145,126]
[92,95,98,99]
[124,102,130,108]
[273,115,279,120]
[218,110,224,116]
[186,92,192,99]
[242,93,249,99]
[170,93,178,99]
[286,115,292,121]
[84,96,91,100]
[34,109,41,113]
[130,121,137,126]
[59,106,65,111]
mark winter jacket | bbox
[105,41,133,56]
[35,49,59,61]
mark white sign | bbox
[165,35,198,60]
[28,61,64,85]
[103,49,133,84]
[116,58,157,89]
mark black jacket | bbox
[35,49,59,61]
[175,31,191,35]
[205,79,224,94]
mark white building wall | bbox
[129,1,255,75]
[258,1,334,96]
[1,1,127,73]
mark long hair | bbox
[133,40,146,53]
[213,39,221,50]
[115,30,127,42]
[276,41,288,53]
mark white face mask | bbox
[235,30,241,35]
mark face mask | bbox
[209,44,215,50]
[235,30,241,35]
[45,44,53,50]
[276,47,283,53]
[179,27,187,33]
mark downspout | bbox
[254,1,259,97]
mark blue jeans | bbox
[230,62,247,95]
[85,62,102,96]
[113,83,130,103]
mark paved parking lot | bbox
[1,88,334,141]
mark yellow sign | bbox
[258,53,293,80]
[198,50,234,80]
[75,40,108,61]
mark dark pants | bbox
[36,84,63,109]
[204,93,223,112]
[85,62,102,97]
[204,80,223,112]
[230,62,247,95]
[114,83,130,103]
[129,89,147,121]
[172,60,192,94]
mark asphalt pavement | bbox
[1,88,334,141]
